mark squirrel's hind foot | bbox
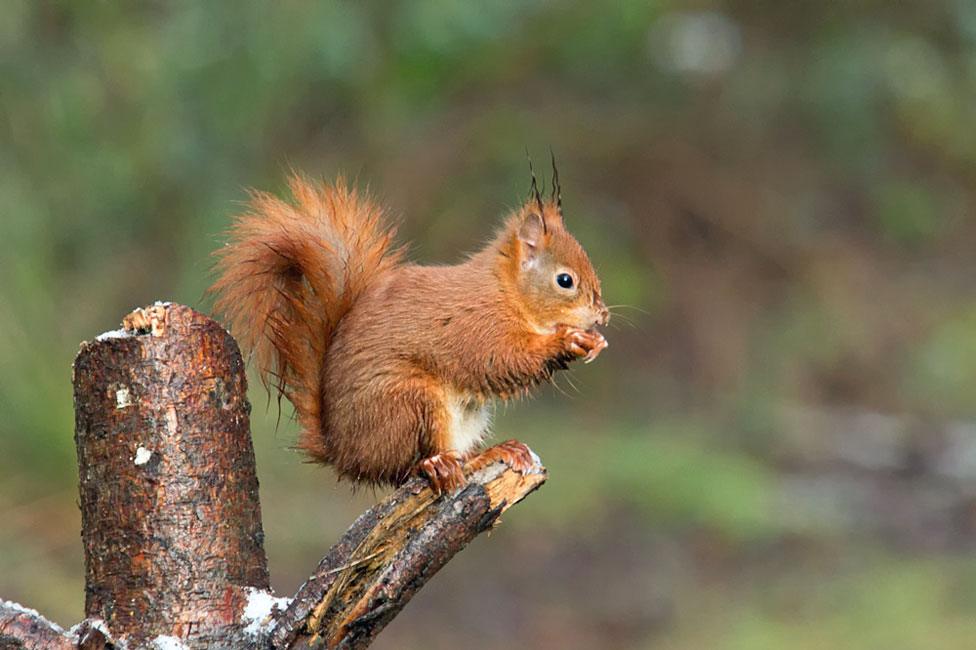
[468,439,538,474]
[416,451,465,495]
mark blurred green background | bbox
[2,2,976,648]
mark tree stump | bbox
[72,303,269,646]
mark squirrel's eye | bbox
[556,273,574,289]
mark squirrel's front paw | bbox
[559,326,608,364]
[416,451,465,495]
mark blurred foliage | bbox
[1,1,975,648]
[662,555,976,650]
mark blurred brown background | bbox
[2,2,975,648]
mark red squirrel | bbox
[210,168,608,492]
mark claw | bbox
[416,451,465,495]
[468,439,538,474]
[561,326,607,364]
[583,333,607,363]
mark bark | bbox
[72,303,269,647]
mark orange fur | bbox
[210,174,608,486]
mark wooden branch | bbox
[0,601,73,650]
[2,302,545,649]
[72,303,269,647]
[270,455,546,649]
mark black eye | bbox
[556,273,574,289]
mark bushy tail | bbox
[210,174,402,456]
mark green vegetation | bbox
[2,2,974,648]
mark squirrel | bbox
[210,167,608,493]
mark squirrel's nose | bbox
[596,299,610,326]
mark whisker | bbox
[605,304,651,315]
[606,319,638,331]
[548,372,574,399]
[606,312,638,329]
[561,371,581,395]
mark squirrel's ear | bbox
[518,212,546,247]
[517,212,546,265]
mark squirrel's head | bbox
[500,198,609,333]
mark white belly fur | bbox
[445,391,492,454]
